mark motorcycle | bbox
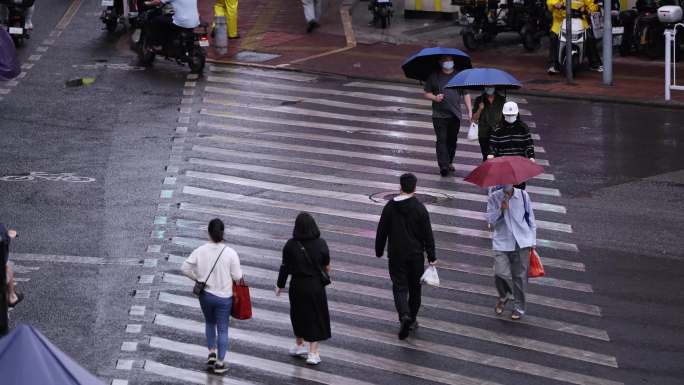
[100,0,124,33]
[369,0,393,29]
[619,0,682,58]
[131,4,209,73]
[558,6,588,76]
[520,0,552,51]
[0,0,34,47]
[456,0,541,50]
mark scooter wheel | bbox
[463,32,478,51]
[522,31,540,52]
[105,18,118,33]
[189,53,205,74]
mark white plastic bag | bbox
[420,266,440,287]
[467,122,479,141]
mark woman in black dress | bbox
[276,212,331,365]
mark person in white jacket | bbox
[181,218,243,375]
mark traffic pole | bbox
[566,0,574,83]
[1,238,8,337]
[602,0,613,85]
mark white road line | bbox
[179,202,583,271]
[188,155,563,212]
[192,130,556,181]
[343,82,529,105]
[174,216,588,292]
[183,160,566,231]
[157,281,613,367]
[143,360,258,385]
[197,106,546,153]
[185,169,570,233]
[155,314,503,385]
[209,65,318,82]
[170,235,595,314]
[195,119,552,167]
[149,336,381,385]
[206,75,434,106]
[182,185,577,251]
[192,144,561,197]
[158,292,617,385]
[11,253,140,265]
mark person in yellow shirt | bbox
[546,0,603,74]
[213,0,238,39]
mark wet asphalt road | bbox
[1,1,684,384]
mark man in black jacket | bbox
[375,173,437,340]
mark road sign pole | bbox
[602,0,613,85]
[1,241,8,337]
[566,0,574,83]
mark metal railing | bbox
[665,23,684,101]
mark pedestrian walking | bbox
[301,0,323,33]
[423,55,473,177]
[487,101,535,189]
[276,212,331,365]
[486,184,537,320]
[1,224,23,309]
[471,87,506,161]
[0,29,20,81]
[181,218,243,375]
[213,0,239,38]
[375,173,436,340]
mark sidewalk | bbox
[201,0,684,106]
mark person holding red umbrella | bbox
[486,184,537,320]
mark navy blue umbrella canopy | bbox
[445,68,522,90]
[402,47,471,81]
[0,324,105,385]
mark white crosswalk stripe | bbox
[130,65,623,385]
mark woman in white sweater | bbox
[181,218,243,374]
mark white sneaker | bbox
[289,344,308,357]
[306,352,321,365]
[24,21,33,30]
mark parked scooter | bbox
[558,1,589,76]
[0,0,34,47]
[100,0,124,33]
[620,0,682,58]
[520,0,552,51]
[368,0,393,29]
[131,4,209,73]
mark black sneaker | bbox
[439,168,449,177]
[398,316,411,340]
[306,21,316,33]
[409,319,419,331]
[213,362,228,374]
[207,352,217,366]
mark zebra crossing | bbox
[115,64,624,385]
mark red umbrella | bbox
[464,156,544,188]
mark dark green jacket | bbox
[472,93,506,138]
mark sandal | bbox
[494,297,509,315]
[9,292,24,308]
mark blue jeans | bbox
[199,292,233,361]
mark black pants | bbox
[432,117,460,171]
[478,136,490,162]
[585,28,602,68]
[389,257,424,321]
[548,32,559,69]
[149,14,180,47]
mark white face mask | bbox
[441,61,454,70]
[504,115,517,123]
[484,87,495,95]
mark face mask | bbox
[441,61,454,70]
[484,87,495,95]
[504,115,517,123]
[503,184,514,193]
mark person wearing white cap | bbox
[486,101,536,189]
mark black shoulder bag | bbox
[297,241,331,286]
[192,246,228,296]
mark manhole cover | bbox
[234,51,281,63]
[369,191,451,204]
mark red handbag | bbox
[231,279,252,320]
[528,248,545,278]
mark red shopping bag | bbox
[231,279,252,320]
[528,248,545,278]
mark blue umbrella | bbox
[401,47,471,81]
[0,324,105,385]
[445,68,522,90]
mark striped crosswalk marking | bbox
[128,65,622,385]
